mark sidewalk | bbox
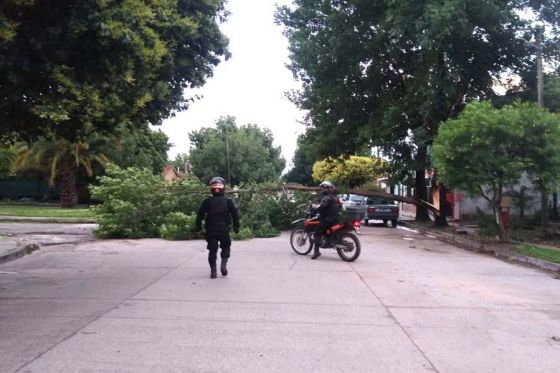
[0,215,94,263]
[398,211,560,274]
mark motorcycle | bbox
[289,206,361,262]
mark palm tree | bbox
[15,137,110,207]
[0,144,16,178]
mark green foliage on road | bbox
[90,165,311,240]
[159,212,198,241]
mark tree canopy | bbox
[0,0,229,142]
[312,155,386,189]
[188,116,286,185]
[106,127,171,175]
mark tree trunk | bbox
[430,170,448,227]
[434,184,449,227]
[541,187,549,235]
[494,202,510,242]
[414,169,431,221]
[59,170,77,208]
[552,192,558,221]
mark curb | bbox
[0,239,40,264]
[0,216,96,224]
[400,220,560,275]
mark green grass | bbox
[514,244,560,264]
[0,204,94,219]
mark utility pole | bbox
[534,25,557,222]
[536,26,544,108]
[226,137,231,185]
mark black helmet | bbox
[209,176,225,195]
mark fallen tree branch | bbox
[230,184,441,217]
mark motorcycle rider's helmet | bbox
[209,176,226,195]
[319,180,334,195]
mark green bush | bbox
[231,227,254,240]
[90,165,166,238]
[159,212,197,240]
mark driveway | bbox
[1,225,559,372]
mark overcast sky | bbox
[160,0,304,169]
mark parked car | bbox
[364,197,399,227]
[338,194,365,210]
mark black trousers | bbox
[206,232,231,267]
[314,218,337,248]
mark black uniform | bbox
[316,192,341,238]
[196,194,240,270]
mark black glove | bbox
[233,226,240,234]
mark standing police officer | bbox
[196,177,240,278]
[311,180,341,259]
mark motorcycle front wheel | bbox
[336,232,361,262]
[290,228,313,255]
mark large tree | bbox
[0,0,229,142]
[106,127,171,175]
[188,116,286,185]
[276,0,559,221]
[283,132,316,186]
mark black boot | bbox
[220,258,228,276]
[210,265,217,279]
[311,246,321,259]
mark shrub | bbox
[231,227,254,240]
[159,212,197,240]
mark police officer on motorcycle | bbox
[311,180,341,259]
[196,177,240,278]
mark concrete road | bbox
[1,226,559,373]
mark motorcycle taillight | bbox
[353,220,361,227]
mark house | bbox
[162,164,190,184]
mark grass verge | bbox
[0,204,94,219]
[513,244,560,264]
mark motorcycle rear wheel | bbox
[336,233,361,262]
[290,228,313,255]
